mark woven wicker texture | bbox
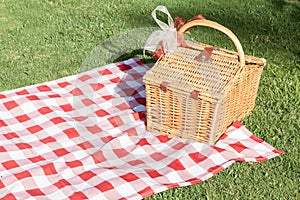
[143,19,266,144]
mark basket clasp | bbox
[195,47,218,62]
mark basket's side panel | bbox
[225,64,264,126]
[240,64,264,117]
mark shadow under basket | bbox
[143,19,266,145]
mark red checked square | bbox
[4,132,19,140]
[16,114,31,122]
[66,160,83,168]
[27,125,43,134]
[16,89,29,95]
[150,152,167,161]
[101,69,113,75]
[38,107,53,114]
[146,170,163,178]
[48,94,61,98]
[54,179,71,189]
[50,117,66,124]
[128,160,145,166]
[53,148,69,157]
[58,82,70,88]
[82,99,94,106]
[117,63,132,71]
[108,116,124,127]
[42,163,57,175]
[86,125,103,134]
[79,74,92,82]
[110,77,121,83]
[137,138,151,146]
[40,136,56,144]
[91,150,107,164]
[60,104,73,112]
[0,146,6,152]
[3,100,19,110]
[113,148,129,158]
[0,119,7,126]
[207,165,224,174]
[120,173,139,182]
[95,109,109,117]
[37,85,51,92]
[63,128,79,139]
[171,142,185,150]
[138,186,154,197]
[69,192,88,200]
[1,194,17,200]
[28,155,46,163]
[0,180,5,189]
[2,160,20,170]
[26,189,45,196]
[229,141,247,153]
[167,159,185,170]
[188,152,207,164]
[16,143,32,149]
[15,170,31,180]
[26,95,40,100]
[96,181,114,192]
[79,171,97,181]
[90,83,105,91]
[70,88,83,96]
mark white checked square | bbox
[114,182,137,197]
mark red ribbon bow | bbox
[174,14,206,32]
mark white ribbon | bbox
[144,6,178,54]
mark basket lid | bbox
[144,42,248,99]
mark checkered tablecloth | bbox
[0,58,283,200]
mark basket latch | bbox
[160,81,169,92]
[195,47,218,62]
[190,90,200,100]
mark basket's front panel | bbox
[145,84,163,132]
[160,89,183,136]
[208,97,227,144]
[145,84,183,136]
[146,84,216,143]
[193,97,213,143]
[178,94,202,140]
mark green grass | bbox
[1,0,299,199]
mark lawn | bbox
[1,0,299,199]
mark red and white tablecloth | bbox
[0,58,283,200]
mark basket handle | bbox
[178,19,245,67]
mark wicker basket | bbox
[143,19,266,144]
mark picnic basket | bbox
[143,19,266,144]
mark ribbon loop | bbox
[144,6,178,55]
[151,5,175,31]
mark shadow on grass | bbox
[113,49,156,66]
[118,1,299,60]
